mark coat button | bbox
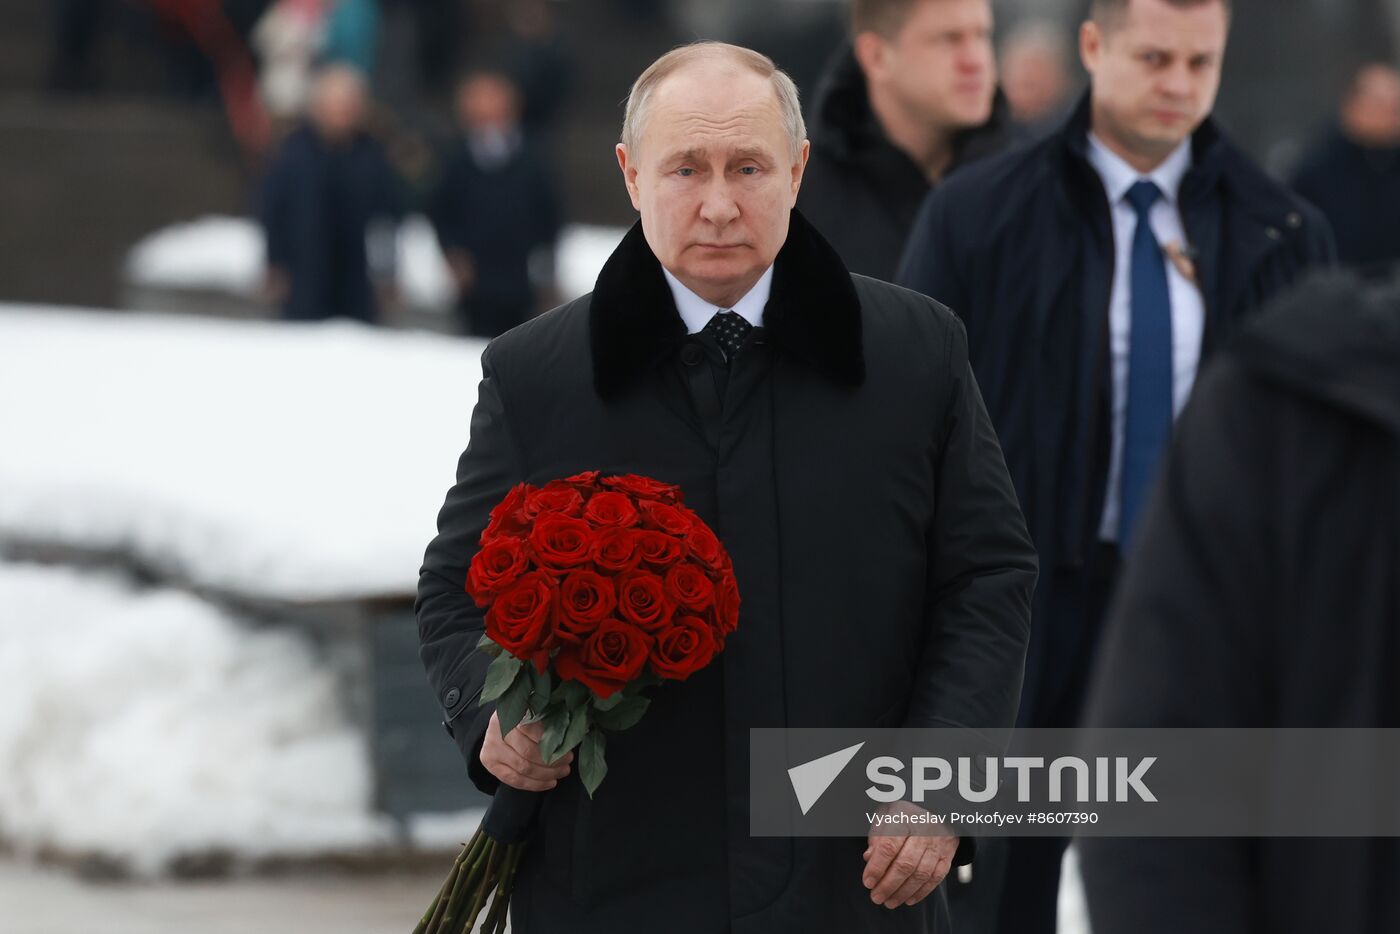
[1265,226,1282,241]
[1286,212,1303,229]
[681,343,704,366]
[444,687,461,707]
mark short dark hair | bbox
[850,0,925,38]
[1091,0,1231,30]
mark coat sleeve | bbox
[909,315,1037,741]
[416,345,525,795]
[1077,357,1276,934]
[895,188,971,320]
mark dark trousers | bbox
[949,543,1121,934]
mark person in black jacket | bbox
[1079,272,1400,934]
[897,0,1335,930]
[416,41,1036,934]
[1293,63,1400,279]
[796,0,1014,282]
[429,68,561,337]
[259,65,404,323]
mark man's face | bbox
[616,62,808,306]
[1082,0,1229,161]
[868,0,996,130]
[457,74,521,133]
[1342,66,1400,148]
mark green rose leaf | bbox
[591,688,627,712]
[475,633,503,658]
[592,695,650,732]
[560,704,590,757]
[527,665,553,712]
[480,654,522,703]
[556,680,590,711]
[579,730,608,797]
[496,674,532,737]
[538,706,572,764]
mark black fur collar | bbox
[589,209,864,400]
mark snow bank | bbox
[0,562,393,873]
[124,215,627,309]
[0,306,488,601]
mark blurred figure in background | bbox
[254,0,332,122]
[797,0,1014,281]
[259,65,404,323]
[999,20,1075,134]
[898,0,1334,929]
[428,68,560,338]
[1080,273,1400,934]
[1293,63,1400,279]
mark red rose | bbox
[713,571,740,635]
[634,530,686,568]
[524,483,584,519]
[482,483,530,543]
[616,570,674,633]
[602,474,682,503]
[484,570,557,659]
[638,500,694,537]
[555,570,617,643]
[528,513,594,571]
[684,523,726,571]
[582,491,640,528]
[554,618,652,699]
[649,615,719,681]
[663,563,715,612]
[466,536,529,606]
[562,470,602,491]
[590,527,642,573]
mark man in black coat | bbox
[429,68,561,338]
[1079,272,1400,934]
[896,0,1334,930]
[1293,63,1400,279]
[796,0,1014,282]
[259,66,404,323]
[417,41,1036,934]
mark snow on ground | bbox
[124,215,627,309]
[0,561,393,874]
[0,305,490,601]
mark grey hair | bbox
[620,42,806,159]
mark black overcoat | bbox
[1079,274,1400,934]
[896,93,1336,721]
[417,211,1037,933]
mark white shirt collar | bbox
[662,266,773,335]
[1087,132,1192,206]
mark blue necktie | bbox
[1119,180,1174,547]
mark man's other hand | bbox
[862,801,959,908]
[479,709,573,792]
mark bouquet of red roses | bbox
[413,471,739,934]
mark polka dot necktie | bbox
[703,310,753,362]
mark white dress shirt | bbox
[663,266,773,335]
[1087,133,1206,542]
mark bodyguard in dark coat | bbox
[796,0,1015,282]
[1292,64,1400,279]
[259,66,404,323]
[417,43,1036,934]
[897,0,1334,929]
[429,69,561,338]
[1079,272,1400,934]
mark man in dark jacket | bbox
[417,41,1036,934]
[1079,272,1400,934]
[897,0,1334,930]
[429,68,561,338]
[259,65,404,323]
[1293,63,1400,279]
[796,0,1014,282]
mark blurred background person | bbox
[1293,62,1400,279]
[253,0,332,124]
[259,64,404,323]
[1079,272,1400,934]
[797,0,1014,281]
[897,0,1335,929]
[999,19,1075,134]
[428,67,560,338]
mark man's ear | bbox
[852,31,888,85]
[790,139,811,201]
[1080,20,1102,76]
[616,143,642,212]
